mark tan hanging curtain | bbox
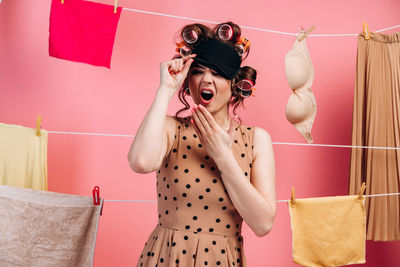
[349,31,400,241]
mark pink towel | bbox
[49,0,122,68]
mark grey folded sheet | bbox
[0,185,103,267]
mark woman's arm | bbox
[128,55,195,173]
[127,89,175,173]
[191,104,276,236]
[215,127,276,237]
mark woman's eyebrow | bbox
[194,64,206,69]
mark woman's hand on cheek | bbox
[190,104,236,161]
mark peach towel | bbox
[0,185,103,266]
[288,195,366,267]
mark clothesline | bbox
[123,7,400,37]
[46,130,400,150]
[104,192,400,205]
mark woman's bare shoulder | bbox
[253,126,271,140]
[239,124,271,141]
[252,126,273,151]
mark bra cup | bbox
[285,57,310,90]
[285,92,313,124]
[289,90,317,143]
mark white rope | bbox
[104,192,400,205]
[272,142,400,150]
[122,7,400,37]
[46,131,400,150]
[47,131,134,138]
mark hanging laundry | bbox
[48,0,122,68]
[0,185,103,266]
[288,195,366,267]
[0,122,47,190]
[284,27,317,143]
[349,31,400,241]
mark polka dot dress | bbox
[137,116,255,267]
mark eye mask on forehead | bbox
[193,39,241,79]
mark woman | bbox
[128,21,276,267]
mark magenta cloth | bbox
[49,0,122,68]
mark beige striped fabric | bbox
[349,31,400,241]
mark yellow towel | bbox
[288,195,366,267]
[0,122,47,190]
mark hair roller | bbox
[182,25,200,44]
[180,24,213,46]
[235,66,257,87]
[214,22,241,44]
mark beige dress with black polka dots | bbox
[137,116,255,267]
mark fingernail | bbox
[190,118,194,124]
[191,107,195,112]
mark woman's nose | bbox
[201,70,213,84]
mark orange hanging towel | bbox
[288,195,366,267]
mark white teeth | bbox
[202,90,213,95]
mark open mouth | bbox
[200,89,214,104]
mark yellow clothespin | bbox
[114,0,118,13]
[357,182,366,200]
[298,25,316,42]
[36,115,42,137]
[290,186,296,207]
[61,0,64,4]
[362,22,370,40]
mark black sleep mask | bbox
[192,39,241,79]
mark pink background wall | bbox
[1,0,400,266]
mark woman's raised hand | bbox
[159,54,196,92]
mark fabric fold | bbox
[137,225,246,267]
[349,31,400,241]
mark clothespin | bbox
[290,186,296,207]
[357,182,366,200]
[362,22,370,40]
[251,87,256,97]
[92,186,100,205]
[36,115,42,137]
[114,0,118,13]
[298,25,316,42]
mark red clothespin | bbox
[92,186,100,205]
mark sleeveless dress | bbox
[137,116,255,267]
